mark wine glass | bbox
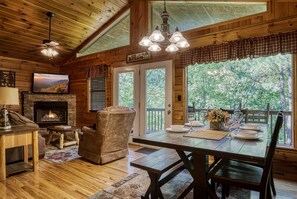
[187,113,195,132]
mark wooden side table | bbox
[0,125,39,181]
[47,126,79,149]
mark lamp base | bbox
[0,106,11,130]
[0,125,11,130]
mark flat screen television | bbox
[32,73,69,94]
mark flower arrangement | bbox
[204,109,229,123]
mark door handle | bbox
[167,110,171,115]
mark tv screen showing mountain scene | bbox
[32,73,69,94]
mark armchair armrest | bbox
[80,126,96,140]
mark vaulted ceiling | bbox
[0,0,128,65]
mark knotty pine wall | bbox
[61,1,297,179]
[0,56,60,113]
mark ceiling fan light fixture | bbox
[41,11,59,59]
[41,48,58,57]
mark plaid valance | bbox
[181,30,297,67]
[85,64,109,78]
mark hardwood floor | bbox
[1,144,297,199]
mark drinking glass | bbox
[187,113,195,132]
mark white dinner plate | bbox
[166,128,190,133]
[234,134,261,140]
[240,126,262,131]
[184,122,204,127]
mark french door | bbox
[113,60,172,137]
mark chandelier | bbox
[139,0,189,52]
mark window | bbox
[79,10,130,56]
[89,77,106,111]
[151,1,266,32]
[187,54,293,147]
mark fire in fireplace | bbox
[34,101,68,127]
[42,110,60,122]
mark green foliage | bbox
[187,54,292,111]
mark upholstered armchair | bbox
[78,106,136,165]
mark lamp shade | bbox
[0,87,19,105]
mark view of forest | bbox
[187,54,292,146]
[187,54,292,111]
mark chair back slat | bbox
[261,111,283,186]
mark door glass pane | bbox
[118,72,134,108]
[146,68,165,133]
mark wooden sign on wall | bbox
[0,70,15,87]
[126,51,151,63]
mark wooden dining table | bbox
[133,126,268,198]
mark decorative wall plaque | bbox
[126,51,151,63]
[0,70,15,87]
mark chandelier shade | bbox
[139,0,189,52]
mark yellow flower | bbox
[204,109,229,123]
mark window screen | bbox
[90,77,106,111]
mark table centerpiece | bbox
[204,109,229,130]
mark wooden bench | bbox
[131,148,192,199]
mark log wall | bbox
[0,56,60,113]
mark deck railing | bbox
[146,108,292,147]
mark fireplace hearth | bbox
[34,101,68,127]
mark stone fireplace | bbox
[22,92,76,127]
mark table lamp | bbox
[0,87,19,129]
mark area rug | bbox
[89,169,250,199]
[44,145,81,164]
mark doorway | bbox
[113,60,172,137]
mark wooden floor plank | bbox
[0,144,296,198]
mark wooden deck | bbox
[0,144,296,199]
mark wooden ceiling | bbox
[0,0,128,65]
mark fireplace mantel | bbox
[22,92,76,126]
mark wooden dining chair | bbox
[209,111,283,199]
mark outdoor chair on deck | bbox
[78,106,136,164]
[208,111,283,199]
[246,103,270,124]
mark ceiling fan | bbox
[40,12,59,59]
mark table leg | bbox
[59,133,64,149]
[0,135,6,181]
[32,130,39,172]
[47,131,53,145]
[23,145,28,163]
[192,152,207,199]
